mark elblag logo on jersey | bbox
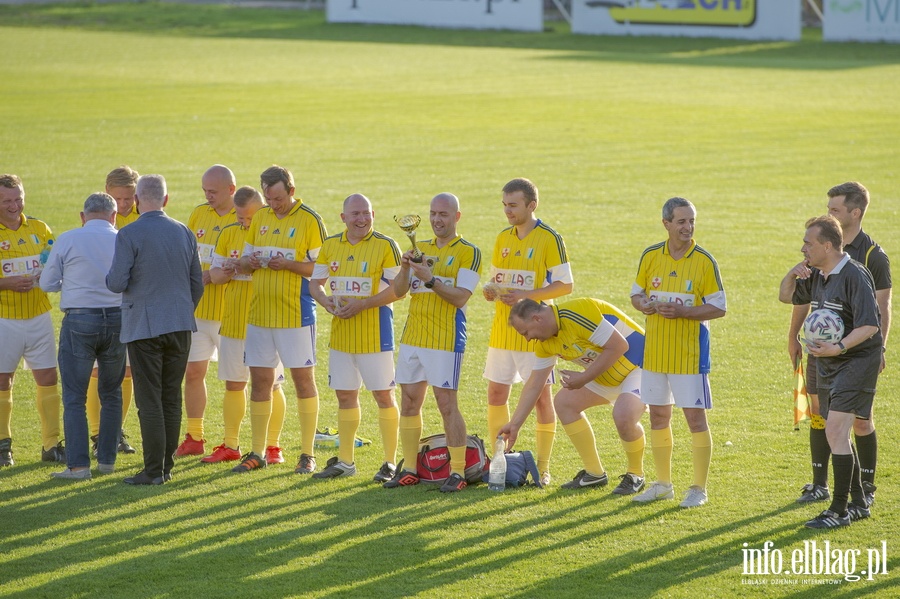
[492,269,535,289]
[651,276,661,289]
[197,229,205,239]
[0,241,9,251]
[330,277,372,297]
[259,226,269,236]
[330,261,340,272]
[502,248,510,258]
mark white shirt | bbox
[40,218,121,309]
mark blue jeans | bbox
[58,309,126,468]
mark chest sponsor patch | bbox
[329,276,373,297]
[491,268,536,290]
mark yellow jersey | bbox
[188,203,235,322]
[400,235,482,353]
[533,298,644,388]
[632,239,726,374]
[313,230,401,354]
[488,220,573,351]
[0,215,53,320]
[243,200,326,329]
[115,209,140,230]
[212,222,253,340]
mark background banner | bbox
[326,0,544,32]
[824,0,900,43]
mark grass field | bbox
[1,4,899,598]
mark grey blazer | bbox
[107,210,204,343]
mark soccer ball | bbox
[803,309,845,346]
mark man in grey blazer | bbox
[107,174,204,485]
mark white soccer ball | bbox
[803,308,845,346]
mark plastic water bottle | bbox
[488,436,506,492]
[38,239,54,265]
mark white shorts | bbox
[641,371,712,409]
[188,318,220,362]
[218,336,285,384]
[584,368,642,405]
[245,324,316,370]
[0,312,57,372]
[395,344,462,390]
[328,349,395,391]
[483,347,555,386]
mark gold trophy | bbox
[393,214,424,263]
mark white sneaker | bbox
[679,485,708,508]
[632,481,674,503]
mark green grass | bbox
[1,4,899,598]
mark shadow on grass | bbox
[2,2,900,71]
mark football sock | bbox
[36,384,60,450]
[487,404,510,444]
[829,452,853,515]
[222,389,246,449]
[187,417,204,441]
[691,429,713,490]
[297,395,319,456]
[563,417,604,476]
[650,427,673,485]
[379,405,400,465]
[249,400,271,457]
[121,376,133,423]
[266,386,286,448]
[854,430,877,486]
[809,415,830,487]
[0,389,11,439]
[86,376,100,437]
[449,445,466,477]
[621,435,646,478]
[400,414,423,471]
[849,444,866,507]
[338,407,361,465]
[535,420,556,474]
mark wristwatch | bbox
[424,276,437,289]
[837,341,848,355]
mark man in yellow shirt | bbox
[309,194,402,482]
[0,174,62,466]
[385,193,482,493]
[176,165,237,457]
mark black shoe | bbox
[862,481,877,507]
[123,470,164,485]
[805,509,850,529]
[373,461,396,483]
[41,441,66,463]
[118,429,136,454]
[439,472,467,493]
[0,438,13,467]
[90,434,99,458]
[847,502,871,522]
[163,471,173,482]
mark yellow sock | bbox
[449,445,467,477]
[379,405,400,465]
[811,414,826,429]
[650,427,673,484]
[267,387,286,448]
[297,395,318,456]
[487,404,510,443]
[621,434,646,478]
[535,420,556,474]
[249,401,271,456]
[563,417,604,476]
[187,417,204,440]
[36,384,60,450]
[121,376,133,423]
[399,414,422,470]
[222,389,246,449]
[691,429,713,490]
[338,407,361,465]
[0,389,11,439]
[86,377,100,437]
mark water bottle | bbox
[488,436,507,492]
[38,239,54,265]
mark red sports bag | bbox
[416,434,488,484]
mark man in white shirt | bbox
[40,193,125,479]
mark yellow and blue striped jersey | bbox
[488,220,573,351]
[313,229,401,354]
[115,209,140,230]
[632,239,726,374]
[212,222,253,340]
[188,203,236,322]
[533,298,644,388]
[243,200,326,329]
[401,235,482,353]
[0,215,53,319]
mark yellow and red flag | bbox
[793,357,811,429]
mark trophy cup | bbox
[393,214,424,263]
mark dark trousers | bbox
[127,331,191,478]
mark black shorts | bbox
[817,353,880,420]
[805,354,818,396]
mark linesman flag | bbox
[793,356,811,429]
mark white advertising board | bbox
[571,0,801,41]
[824,0,900,43]
[326,0,544,32]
